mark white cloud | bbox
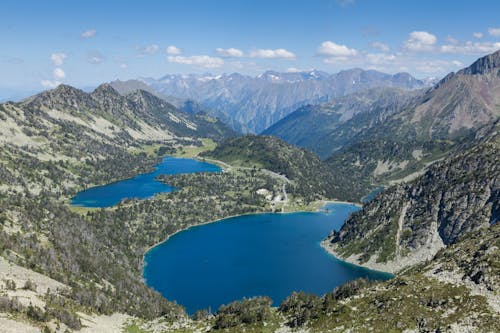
[137,44,160,55]
[473,32,483,39]
[413,59,463,74]
[120,63,128,69]
[286,67,302,73]
[323,56,353,64]
[370,42,389,52]
[167,55,224,68]
[87,51,105,64]
[440,41,500,54]
[366,53,396,65]
[81,29,96,39]
[40,80,61,88]
[249,48,296,59]
[488,27,500,37]
[404,31,437,51]
[166,45,182,55]
[216,47,244,58]
[445,36,459,44]
[53,67,65,80]
[317,41,358,57]
[50,53,67,66]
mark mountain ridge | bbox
[131,68,429,133]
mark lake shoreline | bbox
[320,239,394,275]
[142,199,362,257]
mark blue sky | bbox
[1,0,500,97]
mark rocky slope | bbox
[137,69,427,133]
[324,120,499,273]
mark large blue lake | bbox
[143,203,392,314]
[70,157,221,208]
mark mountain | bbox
[0,83,243,326]
[265,50,500,199]
[270,50,500,153]
[137,68,428,133]
[110,79,245,133]
[22,83,235,142]
[323,120,499,273]
[200,135,369,201]
[263,87,420,157]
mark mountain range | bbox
[113,69,429,133]
[0,49,499,332]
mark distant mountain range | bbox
[267,50,500,156]
[113,69,430,133]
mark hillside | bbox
[0,85,271,330]
[323,120,499,273]
[138,68,427,133]
[263,87,419,157]
[201,135,370,202]
[265,50,500,196]
[268,50,500,154]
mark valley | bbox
[0,40,499,333]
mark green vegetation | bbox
[329,124,499,265]
[202,135,367,202]
[173,138,217,158]
[213,297,273,329]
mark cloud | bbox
[41,80,61,88]
[488,27,500,37]
[50,53,67,66]
[53,68,65,80]
[166,45,182,55]
[404,31,437,51]
[249,48,296,59]
[87,50,105,64]
[120,63,128,69]
[413,59,463,74]
[216,47,244,58]
[473,32,483,39]
[370,42,389,52]
[365,53,396,65]
[286,67,302,73]
[81,29,96,39]
[317,41,358,57]
[439,41,500,54]
[167,55,224,68]
[445,36,459,44]
[137,44,160,55]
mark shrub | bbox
[214,296,273,329]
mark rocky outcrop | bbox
[326,121,499,273]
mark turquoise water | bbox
[70,157,221,208]
[362,186,385,203]
[143,203,392,314]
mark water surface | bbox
[143,203,392,314]
[71,157,221,208]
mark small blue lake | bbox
[70,156,221,208]
[143,203,392,314]
[362,186,385,203]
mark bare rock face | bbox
[327,121,499,272]
[413,50,500,138]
